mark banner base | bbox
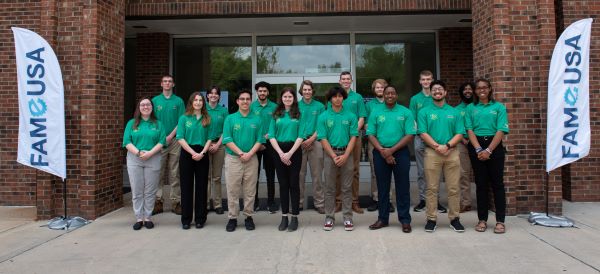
[47,216,90,230]
[528,212,575,227]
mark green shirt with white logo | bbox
[454,102,470,138]
[250,100,277,137]
[123,119,166,151]
[222,112,265,156]
[298,99,325,138]
[465,100,509,136]
[327,89,367,119]
[207,104,229,140]
[417,103,465,145]
[268,111,304,142]
[409,90,434,120]
[316,108,358,148]
[152,93,186,134]
[366,104,416,148]
[176,114,210,145]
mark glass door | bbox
[254,75,339,104]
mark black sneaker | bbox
[144,221,154,229]
[245,216,255,230]
[413,200,426,212]
[389,202,396,213]
[226,219,237,232]
[438,203,448,213]
[367,202,378,212]
[424,220,437,232]
[450,218,465,232]
[133,221,143,231]
[268,203,278,214]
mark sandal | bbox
[494,222,506,234]
[475,220,487,232]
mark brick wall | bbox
[0,1,41,207]
[135,33,170,101]
[472,0,562,214]
[439,27,474,106]
[559,2,600,202]
[126,0,471,17]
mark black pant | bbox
[272,142,302,215]
[256,142,276,205]
[468,137,506,223]
[179,145,209,225]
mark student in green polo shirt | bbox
[269,87,305,232]
[317,86,358,231]
[206,86,229,215]
[365,79,396,213]
[466,78,510,234]
[123,97,166,230]
[454,82,475,213]
[417,80,465,233]
[151,75,186,215]
[297,80,326,213]
[176,92,212,230]
[366,85,415,233]
[222,90,265,232]
[250,81,278,213]
[409,70,447,214]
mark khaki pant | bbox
[424,147,460,221]
[458,142,473,208]
[336,136,361,203]
[208,145,225,209]
[368,142,395,202]
[324,149,354,221]
[156,140,181,203]
[225,154,259,219]
[299,141,324,208]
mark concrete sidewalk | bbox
[0,200,599,274]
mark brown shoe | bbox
[352,202,364,214]
[402,223,412,233]
[460,205,472,213]
[335,202,342,213]
[152,199,163,215]
[369,220,388,230]
[316,207,326,214]
[172,202,182,215]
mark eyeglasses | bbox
[140,103,152,107]
[238,98,252,101]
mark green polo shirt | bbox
[454,102,470,138]
[417,103,465,145]
[316,108,358,148]
[207,104,229,140]
[298,98,325,138]
[123,119,166,151]
[268,111,304,142]
[250,100,277,137]
[366,98,385,118]
[465,100,510,136]
[366,104,416,148]
[152,93,185,134]
[176,114,210,146]
[327,89,367,119]
[409,90,434,120]
[222,111,265,156]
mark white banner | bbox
[12,27,66,179]
[546,18,593,172]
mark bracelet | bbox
[485,148,493,154]
[475,147,483,153]
[446,142,453,148]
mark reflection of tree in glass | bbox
[210,47,252,113]
[356,45,411,106]
[257,46,280,74]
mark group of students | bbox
[122,70,509,234]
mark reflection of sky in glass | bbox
[235,47,251,59]
[356,44,405,67]
[258,45,350,74]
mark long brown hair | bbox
[184,92,211,127]
[273,87,300,119]
[133,96,158,130]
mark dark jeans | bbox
[373,147,411,224]
[468,137,506,223]
[179,145,209,225]
[272,141,302,215]
[256,142,276,205]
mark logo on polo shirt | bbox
[490,110,498,115]
[377,115,385,123]
[460,111,466,117]
[430,114,438,120]
[185,121,193,128]
[233,124,241,131]
[327,120,334,128]
[342,120,350,125]
[397,116,405,121]
[447,115,455,119]
[156,105,163,112]
[250,123,258,129]
[312,110,318,115]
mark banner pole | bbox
[63,178,68,219]
[545,172,549,217]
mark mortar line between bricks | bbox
[527,230,600,272]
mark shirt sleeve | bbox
[256,117,266,144]
[222,116,233,145]
[357,96,367,118]
[497,104,510,134]
[464,104,474,131]
[365,110,377,136]
[349,113,359,137]
[454,109,466,136]
[177,98,185,117]
[268,118,277,140]
[157,121,167,146]
[417,109,427,134]
[409,96,418,119]
[175,116,186,140]
[122,119,134,147]
[316,113,327,141]
[405,111,417,135]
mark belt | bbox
[477,136,494,141]
[331,146,347,151]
